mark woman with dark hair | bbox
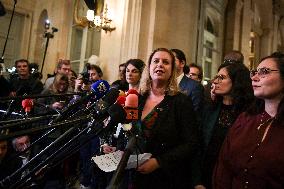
[103,59,145,154]
[125,59,145,91]
[213,52,284,189]
[132,48,199,188]
[194,61,254,189]
[101,59,145,188]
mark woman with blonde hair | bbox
[132,48,199,189]
[38,73,70,111]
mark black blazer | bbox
[179,75,204,113]
[133,92,200,189]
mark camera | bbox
[80,63,91,84]
[81,72,90,84]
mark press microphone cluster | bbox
[106,89,140,189]
[0,80,111,140]
[0,80,119,188]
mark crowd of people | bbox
[0,49,283,189]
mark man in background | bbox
[171,48,204,113]
[44,59,71,90]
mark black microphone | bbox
[2,100,16,119]
[93,88,120,116]
[51,80,110,123]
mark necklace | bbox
[257,112,275,130]
[257,112,275,142]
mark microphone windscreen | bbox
[22,99,34,113]
[107,104,126,124]
[91,80,110,99]
[127,89,139,96]
[93,88,119,115]
[102,88,120,105]
[125,94,138,108]
[116,96,126,106]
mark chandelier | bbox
[86,4,116,33]
[74,0,116,33]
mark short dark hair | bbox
[15,59,29,67]
[125,59,145,74]
[189,63,203,80]
[170,49,186,64]
[89,64,103,77]
[183,64,190,74]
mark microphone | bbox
[106,91,140,189]
[103,103,127,133]
[124,92,138,121]
[21,99,34,114]
[93,88,120,116]
[116,96,126,107]
[2,100,16,120]
[51,80,110,123]
[126,88,139,96]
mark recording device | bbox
[29,63,42,80]
[80,63,91,84]
[0,87,125,188]
[51,27,58,33]
[51,80,110,123]
[106,90,140,189]
[124,94,138,120]
[21,99,34,114]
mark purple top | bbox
[213,111,284,189]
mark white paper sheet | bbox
[92,151,152,172]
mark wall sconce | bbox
[74,0,115,33]
[86,4,116,33]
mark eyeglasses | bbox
[250,67,279,78]
[212,74,229,83]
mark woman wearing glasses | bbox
[194,61,254,189]
[213,52,284,189]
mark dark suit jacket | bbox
[179,75,204,112]
[134,92,200,189]
[191,102,222,186]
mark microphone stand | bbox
[41,27,58,74]
[106,133,140,189]
[0,0,17,65]
[0,92,84,101]
[0,117,88,189]
[4,116,103,189]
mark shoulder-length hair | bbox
[49,73,69,94]
[139,48,179,96]
[125,59,145,75]
[216,61,255,113]
[247,52,284,124]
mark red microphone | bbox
[116,96,126,106]
[126,89,139,96]
[124,93,138,120]
[22,99,34,114]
